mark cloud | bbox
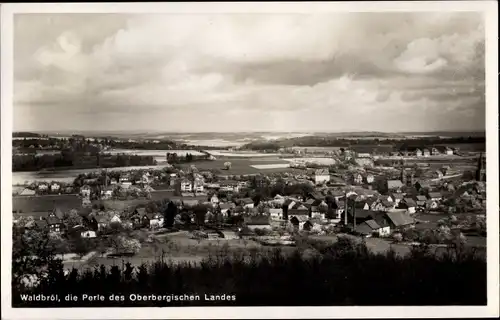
[13,12,486,132]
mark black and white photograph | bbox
[1,1,498,319]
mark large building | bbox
[314,169,330,185]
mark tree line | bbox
[12,235,486,307]
[12,154,156,172]
[241,136,486,150]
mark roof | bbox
[288,208,309,215]
[35,219,48,228]
[403,198,417,207]
[183,200,200,207]
[387,180,404,189]
[219,203,235,210]
[392,193,404,200]
[51,207,64,220]
[314,169,329,176]
[428,192,442,198]
[240,198,254,205]
[381,200,393,207]
[349,209,377,219]
[385,211,415,227]
[416,195,427,201]
[364,219,381,230]
[355,223,374,235]
[135,207,147,216]
[357,153,371,158]
[46,216,61,225]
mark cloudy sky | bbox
[13,12,485,133]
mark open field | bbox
[12,164,173,186]
[209,150,282,157]
[13,194,81,214]
[180,158,304,175]
[105,149,205,156]
[283,157,336,165]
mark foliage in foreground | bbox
[12,237,486,307]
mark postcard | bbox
[1,1,498,319]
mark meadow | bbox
[180,159,304,175]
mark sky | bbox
[13,12,486,133]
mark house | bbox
[81,230,97,238]
[399,198,417,214]
[121,181,132,189]
[434,170,444,179]
[272,194,286,206]
[19,188,36,196]
[110,213,122,224]
[391,193,404,205]
[100,187,114,200]
[423,149,431,157]
[50,183,61,192]
[431,147,441,155]
[240,198,254,208]
[355,219,390,237]
[365,174,375,184]
[353,173,363,185]
[97,216,112,230]
[38,184,48,192]
[428,192,442,201]
[380,195,393,203]
[387,180,404,191]
[426,200,440,210]
[415,149,423,157]
[381,200,394,211]
[181,179,193,192]
[415,195,427,207]
[245,215,272,231]
[219,202,235,216]
[314,169,330,185]
[445,147,454,155]
[219,180,240,193]
[345,209,378,225]
[354,201,370,211]
[110,178,118,185]
[210,194,220,206]
[149,213,163,229]
[385,210,415,229]
[269,208,283,220]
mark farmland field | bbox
[180,158,304,175]
[12,164,173,186]
[105,149,205,156]
[13,194,82,214]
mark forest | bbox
[12,232,486,307]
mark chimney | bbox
[352,201,357,232]
[344,191,348,225]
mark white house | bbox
[314,169,330,185]
[19,188,36,196]
[38,184,48,191]
[50,183,61,192]
[269,208,283,220]
[80,185,91,197]
[365,174,375,184]
[121,181,132,189]
[101,187,114,199]
[445,147,454,155]
[428,192,442,201]
[354,173,363,185]
[180,180,192,192]
[110,214,122,224]
[81,230,97,238]
[210,194,220,206]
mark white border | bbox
[1,2,499,319]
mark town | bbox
[12,133,487,278]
